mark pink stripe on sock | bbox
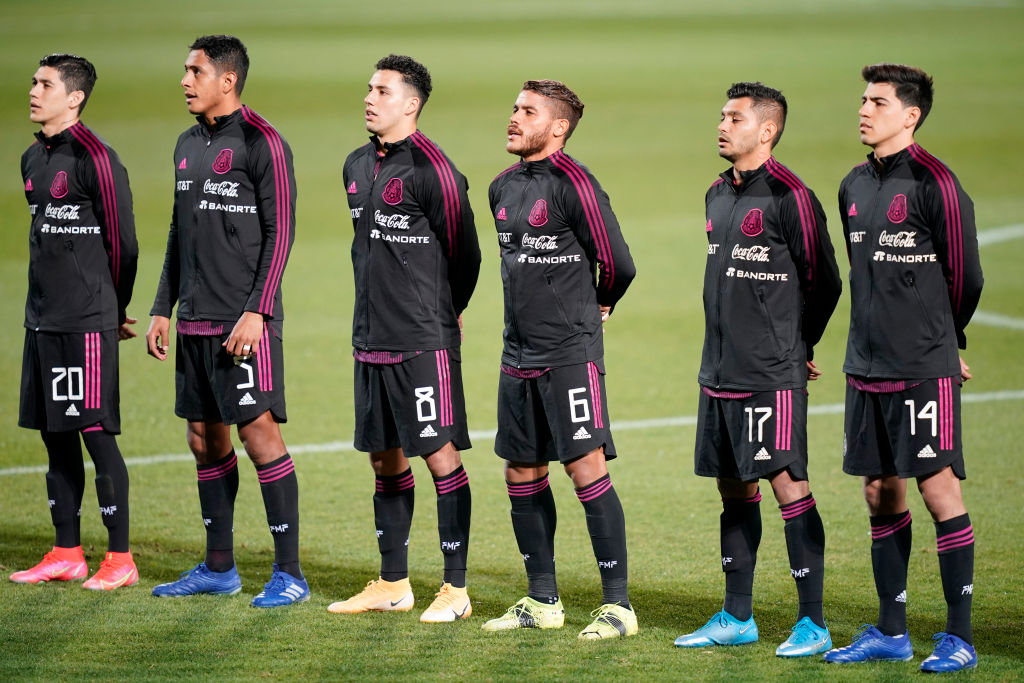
[256,456,294,484]
[780,496,816,520]
[376,470,415,494]
[197,452,238,481]
[435,468,469,495]
[576,476,612,502]
[936,525,974,553]
[507,477,550,497]
[871,511,912,539]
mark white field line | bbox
[2,388,1023,477]
[972,311,1024,331]
[977,224,1024,247]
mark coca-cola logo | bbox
[212,148,233,175]
[203,179,240,197]
[521,234,557,251]
[740,208,763,237]
[382,177,403,205]
[878,230,917,248]
[731,244,771,262]
[886,194,907,224]
[44,203,81,220]
[374,210,411,230]
[50,171,69,199]
[528,199,548,227]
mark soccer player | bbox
[10,53,140,591]
[481,80,637,640]
[326,55,480,623]
[145,35,306,608]
[673,83,842,656]
[823,64,983,673]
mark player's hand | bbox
[146,315,170,361]
[807,360,822,381]
[959,356,972,382]
[224,311,264,359]
[118,316,138,341]
[600,305,611,321]
[458,314,464,343]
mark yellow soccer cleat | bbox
[578,603,638,640]
[419,582,472,623]
[327,577,414,613]
[481,596,565,631]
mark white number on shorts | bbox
[415,386,437,422]
[904,399,938,437]
[236,362,254,389]
[568,387,591,424]
[744,406,772,443]
[51,366,84,401]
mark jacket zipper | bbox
[508,172,534,367]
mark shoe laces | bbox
[851,624,874,642]
[930,632,958,655]
[261,572,288,594]
[430,584,459,607]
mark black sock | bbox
[935,514,974,643]
[870,510,912,636]
[721,490,762,621]
[196,450,239,572]
[780,493,825,627]
[41,430,84,549]
[508,475,559,604]
[375,468,415,582]
[576,474,629,608]
[433,465,471,588]
[256,454,301,579]
[81,426,130,553]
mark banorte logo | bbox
[50,171,68,199]
[740,208,763,237]
[887,193,908,224]
[382,177,403,205]
[212,148,233,175]
[528,199,548,227]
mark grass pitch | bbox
[1,0,1023,679]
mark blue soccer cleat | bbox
[152,563,242,597]
[674,610,758,647]
[776,616,832,657]
[250,564,309,608]
[823,624,913,663]
[920,632,977,673]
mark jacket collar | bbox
[867,145,912,177]
[719,158,770,189]
[34,123,78,147]
[196,107,243,134]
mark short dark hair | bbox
[862,63,934,131]
[190,35,249,95]
[726,81,788,148]
[521,80,585,141]
[375,54,432,114]
[39,53,97,115]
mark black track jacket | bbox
[840,144,983,379]
[151,107,296,335]
[345,131,480,351]
[699,157,841,392]
[22,123,138,333]
[489,150,636,369]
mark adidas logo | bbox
[65,403,80,417]
[754,447,771,461]
[25,179,33,191]
[895,590,907,603]
[419,424,438,438]
[496,207,507,220]
[238,392,256,406]
[347,181,357,194]
[572,426,591,440]
[917,444,937,458]
[178,158,187,170]
[848,202,857,216]
[706,219,712,232]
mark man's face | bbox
[717,97,764,163]
[364,70,416,139]
[181,50,227,118]
[507,90,560,160]
[858,82,914,150]
[30,66,75,127]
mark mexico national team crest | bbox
[50,171,68,198]
[382,177,403,205]
[528,199,548,227]
[212,148,233,175]
[740,208,763,237]
[887,194,908,224]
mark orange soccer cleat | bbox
[82,551,139,590]
[9,546,88,584]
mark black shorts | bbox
[19,329,121,433]
[843,378,964,479]
[694,388,808,481]
[175,327,286,425]
[353,349,471,458]
[495,361,616,464]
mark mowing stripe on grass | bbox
[977,223,1024,247]
[2,388,1023,477]
[972,310,1024,331]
